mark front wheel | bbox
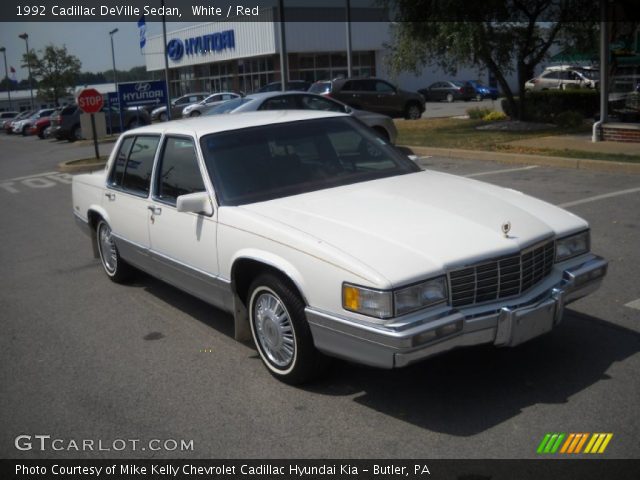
[96,219,134,283]
[190,111,201,117]
[404,103,422,120]
[248,273,328,384]
[158,112,167,122]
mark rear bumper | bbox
[306,254,607,369]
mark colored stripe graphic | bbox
[542,433,613,454]
[585,433,614,454]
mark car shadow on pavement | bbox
[305,310,640,436]
[135,272,237,340]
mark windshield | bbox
[204,97,253,115]
[200,117,419,206]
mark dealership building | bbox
[143,10,505,97]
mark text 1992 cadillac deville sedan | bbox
[72,111,607,384]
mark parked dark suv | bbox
[309,77,425,119]
[50,105,150,141]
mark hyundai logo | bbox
[135,82,151,92]
[167,39,184,62]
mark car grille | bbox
[449,239,555,308]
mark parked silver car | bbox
[151,92,209,121]
[525,66,598,91]
[203,91,398,144]
[182,92,242,117]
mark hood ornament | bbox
[502,221,512,238]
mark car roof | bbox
[244,91,321,100]
[128,110,348,137]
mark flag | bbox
[137,15,146,50]
[9,66,17,84]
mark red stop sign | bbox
[77,88,104,114]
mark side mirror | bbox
[176,191,214,216]
[407,154,420,163]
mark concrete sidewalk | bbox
[405,134,640,175]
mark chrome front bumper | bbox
[306,255,608,369]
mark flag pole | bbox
[161,0,172,120]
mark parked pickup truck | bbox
[72,110,607,384]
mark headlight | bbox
[342,284,393,319]
[555,230,590,262]
[343,276,448,319]
[394,276,448,316]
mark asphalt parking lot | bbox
[0,132,638,460]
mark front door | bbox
[147,135,224,307]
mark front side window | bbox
[375,81,395,93]
[155,137,206,206]
[120,136,160,195]
[200,117,419,206]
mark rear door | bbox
[103,134,160,268]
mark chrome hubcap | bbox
[98,224,117,274]
[254,292,295,368]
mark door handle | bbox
[104,192,115,200]
[147,206,162,215]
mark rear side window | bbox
[110,137,134,187]
[155,137,206,206]
[109,135,160,196]
[300,95,346,112]
[309,82,331,94]
[259,96,298,110]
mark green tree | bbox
[22,44,81,105]
[385,0,599,119]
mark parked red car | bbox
[29,115,53,139]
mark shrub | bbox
[466,107,493,119]
[501,89,598,121]
[482,111,507,121]
[554,111,584,128]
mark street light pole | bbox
[18,33,34,110]
[0,47,12,110]
[109,28,123,132]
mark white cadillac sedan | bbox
[72,111,607,384]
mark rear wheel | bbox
[446,93,454,103]
[96,219,134,283]
[248,273,328,384]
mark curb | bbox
[58,159,107,174]
[405,146,640,175]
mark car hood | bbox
[240,170,587,287]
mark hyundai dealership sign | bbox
[167,30,235,62]
[117,81,167,108]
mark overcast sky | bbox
[0,21,196,80]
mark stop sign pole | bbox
[77,88,104,160]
